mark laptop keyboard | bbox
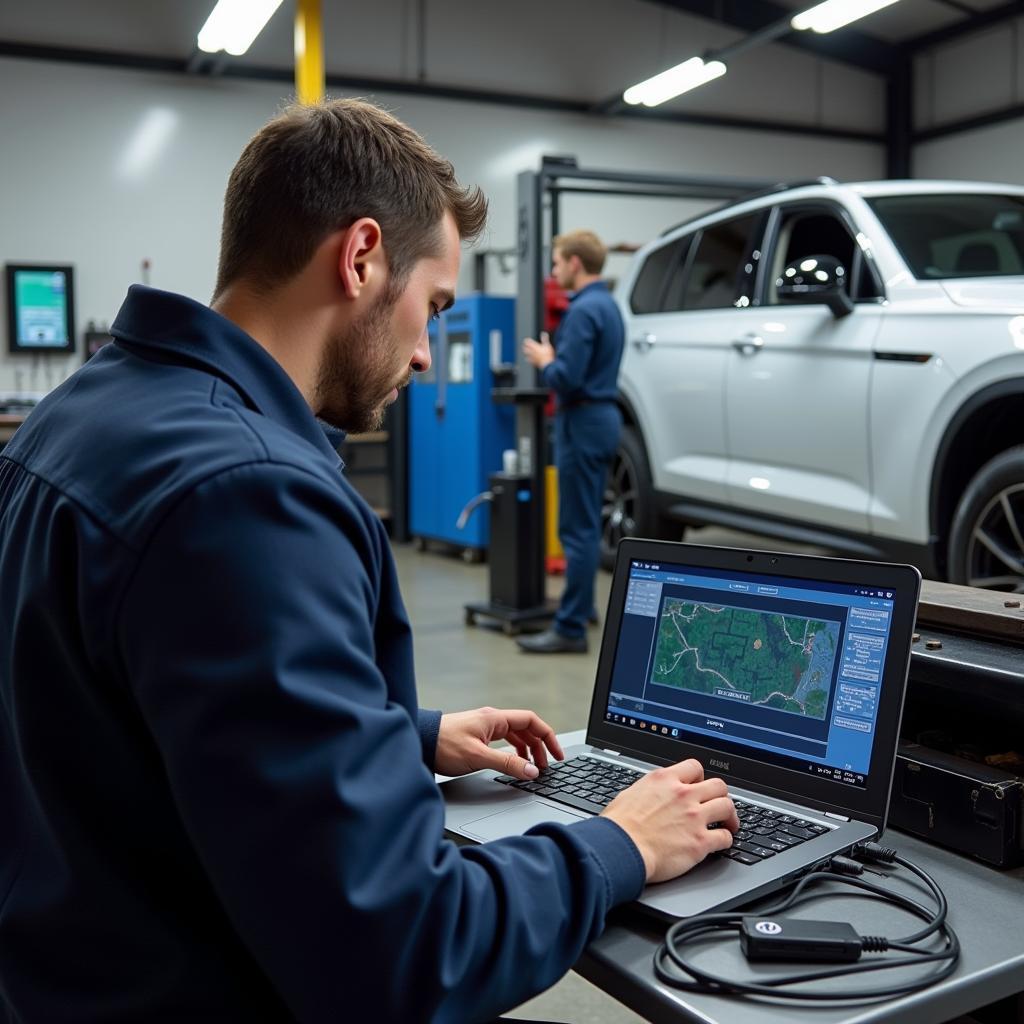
[494,755,644,814]
[494,757,833,865]
[723,800,831,865]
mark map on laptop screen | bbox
[650,600,841,721]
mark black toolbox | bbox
[889,742,1023,868]
[891,581,1024,869]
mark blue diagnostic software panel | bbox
[605,559,897,790]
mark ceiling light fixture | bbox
[198,0,285,56]
[623,56,727,108]
[791,0,900,34]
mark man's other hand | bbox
[435,707,565,780]
[522,331,555,370]
[602,759,739,883]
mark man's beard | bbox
[314,289,410,434]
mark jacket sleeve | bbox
[541,304,598,396]
[418,708,442,768]
[116,461,644,1024]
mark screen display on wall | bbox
[5,264,76,354]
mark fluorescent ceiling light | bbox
[198,0,284,56]
[791,0,899,34]
[623,57,727,108]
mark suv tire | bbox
[601,425,681,570]
[947,446,1024,592]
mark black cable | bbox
[654,850,959,999]
[653,843,960,1002]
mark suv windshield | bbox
[867,193,1024,279]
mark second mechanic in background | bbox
[519,230,625,655]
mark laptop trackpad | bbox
[462,801,588,841]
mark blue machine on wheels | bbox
[409,295,515,558]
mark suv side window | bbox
[765,206,880,303]
[629,236,687,314]
[667,214,759,312]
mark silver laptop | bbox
[442,539,920,919]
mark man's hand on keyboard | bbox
[435,707,565,780]
[602,759,739,883]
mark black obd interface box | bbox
[889,742,1023,868]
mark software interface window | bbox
[607,560,895,789]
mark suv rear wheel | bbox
[948,446,1024,592]
[601,425,681,569]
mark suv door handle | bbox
[731,334,764,356]
[632,333,657,353]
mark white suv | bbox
[607,179,1024,590]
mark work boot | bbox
[516,629,588,654]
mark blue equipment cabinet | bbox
[409,294,515,553]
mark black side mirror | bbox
[776,254,854,319]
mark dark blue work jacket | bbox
[540,280,624,406]
[0,286,643,1023]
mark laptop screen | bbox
[603,556,899,792]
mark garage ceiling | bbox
[708,0,1010,44]
[0,0,1020,147]
[0,1,1017,71]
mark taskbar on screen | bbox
[603,710,867,790]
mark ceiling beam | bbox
[0,39,882,144]
[614,103,881,142]
[0,38,184,74]
[913,99,1024,142]
[903,0,1024,53]
[639,0,899,75]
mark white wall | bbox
[915,118,1024,187]
[0,56,885,392]
[911,14,1024,185]
[913,17,1024,133]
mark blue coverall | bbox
[539,281,625,638]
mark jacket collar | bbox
[110,285,343,466]
[570,280,608,302]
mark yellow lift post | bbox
[294,0,325,104]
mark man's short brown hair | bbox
[215,99,488,298]
[553,230,607,275]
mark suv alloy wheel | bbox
[948,447,1024,592]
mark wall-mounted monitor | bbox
[5,264,76,354]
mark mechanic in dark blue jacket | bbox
[0,101,736,1023]
[519,231,625,654]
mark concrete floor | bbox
[397,526,822,1023]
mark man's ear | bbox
[337,218,385,300]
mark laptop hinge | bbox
[824,811,850,822]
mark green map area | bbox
[650,599,839,720]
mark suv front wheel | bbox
[948,446,1024,592]
[601,425,681,569]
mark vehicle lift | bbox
[464,157,774,635]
